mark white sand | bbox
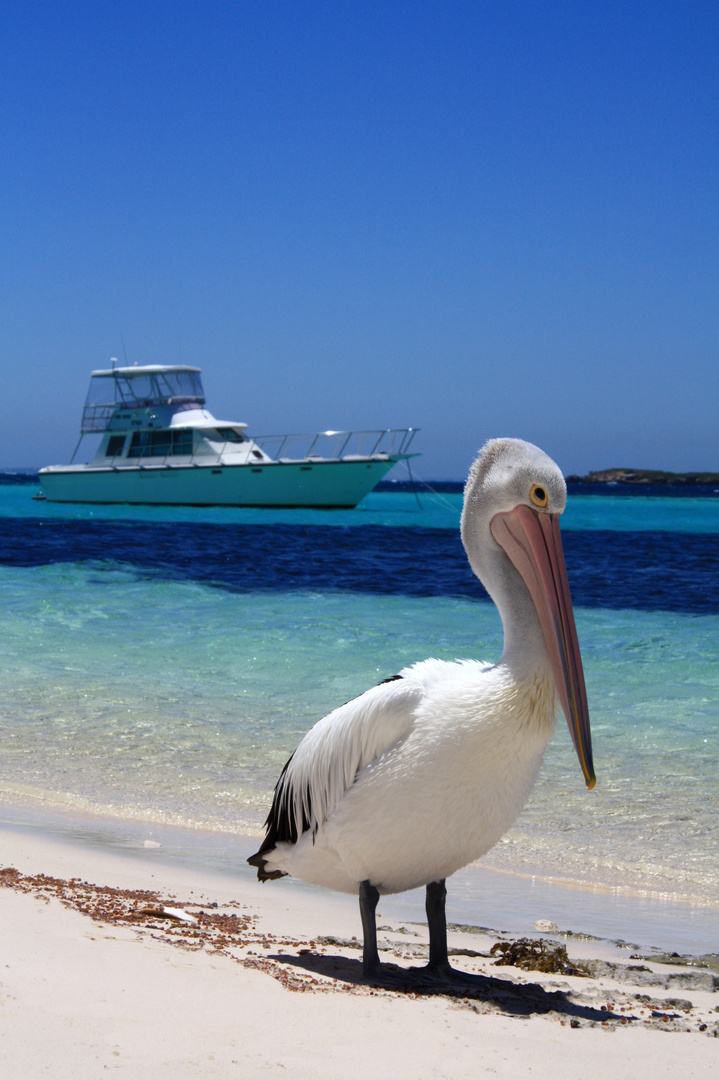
[0,826,717,1079]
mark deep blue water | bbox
[1,517,717,614]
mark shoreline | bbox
[2,801,718,958]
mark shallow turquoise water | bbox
[1,560,717,911]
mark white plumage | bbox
[249,438,595,980]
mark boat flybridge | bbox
[38,364,418,507]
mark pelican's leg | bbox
[425,879,452,975]
[359,878,464,988]
[359,879,380,975]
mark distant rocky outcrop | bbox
[565,468,719,487]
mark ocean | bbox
[1,477,718,952]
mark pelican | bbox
[248,438,595,981]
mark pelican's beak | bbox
[490,505,595,789]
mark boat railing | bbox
[81,398,204,432]
[81,404,117,432]
[251,428,418,462]
[97,427,418,468]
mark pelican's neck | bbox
[499,585,551,676]
[486,549,554,682]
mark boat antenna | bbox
[121,333,129,365]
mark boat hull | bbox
[38,458,401,508]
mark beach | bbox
[2,824,718,1079]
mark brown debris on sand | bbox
[2,864,718,1035]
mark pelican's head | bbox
[461,438,595,790]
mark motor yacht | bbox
[38,363,418,508]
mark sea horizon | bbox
[3,466,719,492]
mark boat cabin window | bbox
[213,428,246,442]
[127,430,194,457]
[105,435,126,457]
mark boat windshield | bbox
[82,367,206,432]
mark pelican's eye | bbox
[529,484,548,508]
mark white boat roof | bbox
[91,365,202,377]
[171,418,248,431]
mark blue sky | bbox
[1,2,717,478]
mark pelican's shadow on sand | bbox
[271,951,622,1022]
